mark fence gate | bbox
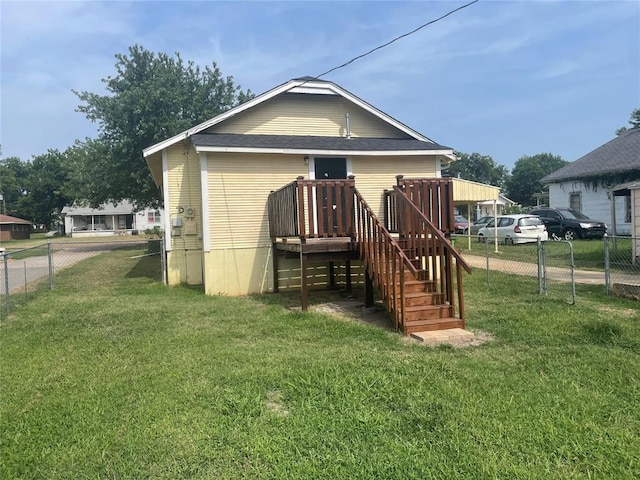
[540,240,576,304]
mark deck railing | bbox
[268,176,355,240]
[386,176,456,235]
[386,185,471,321]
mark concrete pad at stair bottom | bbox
[411,328,474,345]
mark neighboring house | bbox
[610,180,640,262]
[0,214,31,241]
[61,201,164,237]
[541,128,640,235]
[475,193,516,219]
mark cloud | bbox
[0,0,638,170]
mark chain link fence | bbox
[455,233,640,303]
[1,240,165,318]
[605,235,640,300]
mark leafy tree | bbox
[74,45,253,207]
[26,150,75,228]
[0,155,31,217]
[446,152,509,188]
[505,153,568,207]
[0,150,74,227]
[616,107,640,135]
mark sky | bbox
[1,0,639,171]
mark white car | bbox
[477,214,548,244]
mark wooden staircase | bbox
[354,180,471,336]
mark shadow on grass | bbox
[124,254,162,282]
[577,319,639,353]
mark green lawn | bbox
[1,250,639,479]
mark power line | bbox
[310,0,480,81]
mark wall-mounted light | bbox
[304,156,309,165]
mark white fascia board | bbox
[194,146,453,156]
[143,79,306,158]
[199,153,210,252]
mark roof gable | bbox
[143,78,436,157]
[542,127,640,184]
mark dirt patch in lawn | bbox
[308,294,494,348]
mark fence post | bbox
[537,236,544,295]
[3,254,9,316]
[485,238,490,287]
[568,241,576,305]
[47,241,54,290]
[604,234,610,295]
[161,238,167,286]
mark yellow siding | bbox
[166,143,204,252]
[206,94,409,139]
[352,156,437,218]
[166,250,203,285]
[207,153,307,249]
[165,142,204,285]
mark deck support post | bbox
[345,260,352,293]
[328,261,336,289]
[364,268,374,308]
[300,251,308,311]
[272,242,279,293]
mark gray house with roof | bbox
[541,127,640,235]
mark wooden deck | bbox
[268,176,470,335]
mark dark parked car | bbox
[528,207,606,240]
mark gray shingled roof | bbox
[190,133,450,152]
[542,127,640,183]
[61,201,136,216]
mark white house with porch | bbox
[61,201,164,237]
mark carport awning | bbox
[451,178,501,204]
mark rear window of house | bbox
[519,217,542,226]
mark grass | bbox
[1,251,639,479]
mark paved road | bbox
[462,254,640,286]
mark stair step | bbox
[403,292,445,307]
[397,279,437,293]
[405,317,464,335]
[404,304,454,322]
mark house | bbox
[0,214,32,241]
[143,77,489,335]
[541,127,640,235]
[61,201,164,237]
[610,180,640,263]
[474,193,516,219]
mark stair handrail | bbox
[392,186,472,274]
[354,188,419,331]
[389,186,471,324]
